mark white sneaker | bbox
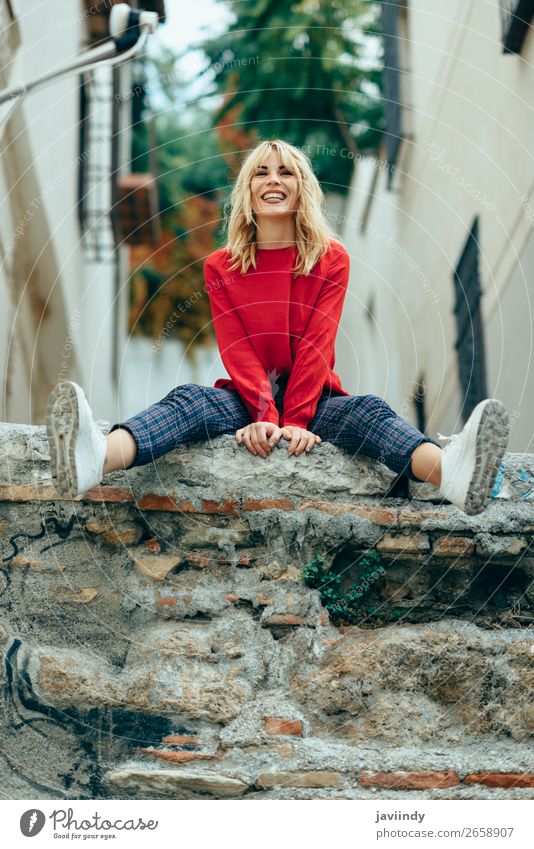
[46,381,109,498]
[438,399,509,515]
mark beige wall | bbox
[0,1,130,424]
[0,1,85,422]
[337,0,534,451]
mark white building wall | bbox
[0,1,131,424]
[337,0,534,451]
[119,337,223,422]
[4,1,86,372]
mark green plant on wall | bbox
[302,549,384,624]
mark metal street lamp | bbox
[0,4,159,119]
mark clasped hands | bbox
[235,421,321,457]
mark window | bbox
[77,31,160,253]
[452,218,488,422]
[365,293,376,325]
[381,0,411,188]
[77,69,117,261]
[412,377,426,433]
[499,0,534,54]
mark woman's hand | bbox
[235,421,285,457]
[235,422,322,458]
[280,425,321,456]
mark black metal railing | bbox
[499,0,534,53]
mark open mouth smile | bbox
[261,192,287,202]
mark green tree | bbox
[127,53,252,349]
[127,55,229,349]
[198,0,384,192]
[130,50,230,216]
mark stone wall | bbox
[0,423,533,799]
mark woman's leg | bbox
[106,383,252,471]
[106,391,443,476]
[103,429,137,474]
[307,392,510,515]
[307,392,441,482]
[410,441,442,486]
[47,381,253,498]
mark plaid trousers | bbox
[109,381,441,481]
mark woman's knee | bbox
[351,393,394,416]
[161,382,204,406]
[159,383,248,436]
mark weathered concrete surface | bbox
[0,424,533,800]
[2,424,533,500]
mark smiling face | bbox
[250,147,299,220]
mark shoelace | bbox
[437,432,458,444]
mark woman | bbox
[46,140,509,515]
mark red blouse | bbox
[204,239,350,429]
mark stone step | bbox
[105,736,534,799]
[2,425,534,506]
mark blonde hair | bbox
[225,139,339,277]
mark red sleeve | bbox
[205,256,280,425]
[280,245,350,429]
